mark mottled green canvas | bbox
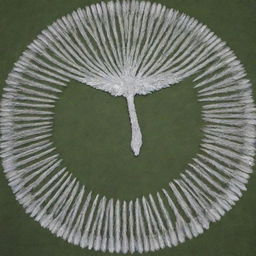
[0,0,255,255]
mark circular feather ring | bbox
[1,0,255,254]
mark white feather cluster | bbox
[0,0,255,253]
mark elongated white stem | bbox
[126,95,142,156]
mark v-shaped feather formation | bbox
[1,0,255,253]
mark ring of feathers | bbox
[1,0,255,254]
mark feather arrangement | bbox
[1,0,255,253]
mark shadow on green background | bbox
[0,0,256,256]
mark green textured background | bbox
[0,0,256,255]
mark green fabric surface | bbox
[0,0,255,255]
